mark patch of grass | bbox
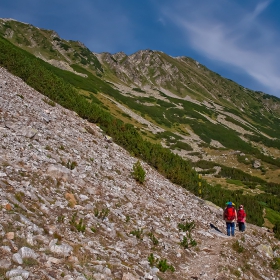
[226,179,243,186]
[232,240,244,253]
[23,257,38,266]
[53,232,62,241]
[0,268,8,280]
[69,212,86,233]
[130,228,143,239]
[232,269,241,277]
[94,207,110,220]
[15,192,24,202]
[148,232,159,246]
[265,208,280,226]
[90,227,97,233]
[271,257,280,270]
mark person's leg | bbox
[238,222,242,231]
[226,222,231,236]
[241,222,245,232]
[231,222,235,236]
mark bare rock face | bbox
[0,66,280,280]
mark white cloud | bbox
[159,0,280,96]
[253,0,271,18]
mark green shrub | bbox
[178,221,195,232]
[157,259,175,273]
[147,254,175,272]
[148,232,159,246]
[180,236,197,249]
[148,253,157,267]
[125,215,130,223]
[66,160,77,170]
[273,221,280,240]
[178,221,197,248]
[15,192,24,202]
[132,160,146,184]
[271,257,280,270]
[57,215,65,223]
[232,240,244,253]
[69,212,86,233]
[130,228,143,239]
[94,207,110,220]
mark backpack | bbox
[225,206,235,221]
[237,209,246,222]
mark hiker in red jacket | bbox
[223,202,237,236]
[237,205,246,232]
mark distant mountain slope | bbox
[0,18,280,192]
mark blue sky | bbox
[1,0,280,98]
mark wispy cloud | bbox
[159,0,280,96]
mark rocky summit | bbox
[0,66,279,280]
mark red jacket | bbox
[223,206,237,222]
[237,209,246,222]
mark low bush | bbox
[132,160,146,184]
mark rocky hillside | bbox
[1,67,280,280]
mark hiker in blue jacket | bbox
[223,202,237,236]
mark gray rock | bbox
[6,268,29,279]
[79,194,89,201]
[12,253,23,265]
[41,113,50,123]
[144,273,153,280]
[49,239,73,257]
[103,267,112,275]
[0,258,12,269]
[253,160,261,169]
[122,272,140,280]
[21,126,38,138]
[10,277,24,280]
[18,247,37,259]
[76,277,87,280]
[26,232,34,246]
[150,267,159,275]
